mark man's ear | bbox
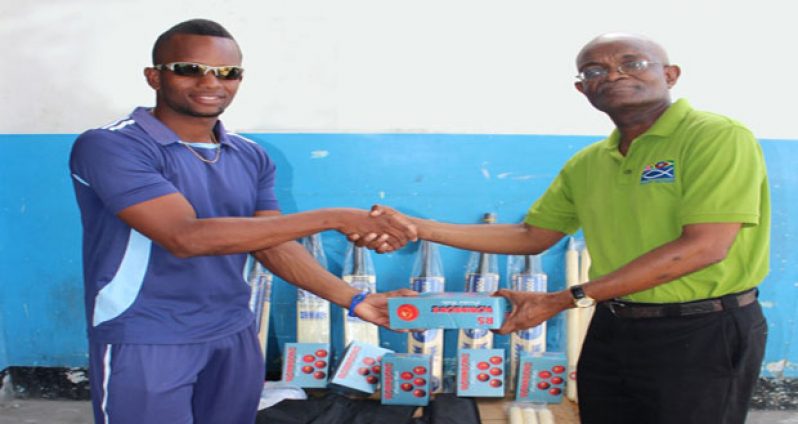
[144,67,160,90]
[664,64,681,89]
[575,81,586,95]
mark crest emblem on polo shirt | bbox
[641,160,675,184]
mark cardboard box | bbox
[380,353,432,406]
[515,352,567,403]
[281,343,330,388]
[457,348,506,397]
[329,341,394,394]
[388,293,509,330]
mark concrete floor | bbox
[1,399,796,424]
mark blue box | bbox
[388,293,509,329]
[281,343,330,388]
[457,348,506,397]
[329,341,394,394]
[380,353,432,406]
[515,352,567,403]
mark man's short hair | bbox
[152,19,239,64]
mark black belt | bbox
[605,288,758,319]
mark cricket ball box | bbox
[282,343,330,388]
[515,352,567,403]
[457,348,506,397]
[388,292,509,330]
[330,341,394,394]
[380,353,432,406]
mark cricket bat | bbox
[508,254,547,391]
[407,240,446,393]
[342,243,379,346]
[565,237,580,402]
[297,234,331,343]
[578,244,594,342]
[246,256,273,356]
[458,212,500,350]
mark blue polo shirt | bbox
[69,107,279,344]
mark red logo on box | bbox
[397,304,420,321]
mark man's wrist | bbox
[410,217,431,240]
[554,290,577,310]
[347,290,370,317]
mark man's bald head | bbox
[576,33,670,69]
[573,33,681,116]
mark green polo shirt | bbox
[525,99,770,303]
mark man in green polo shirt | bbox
[365,33,768,424]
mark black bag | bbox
[256,392,417,424]
[420,394,481,424]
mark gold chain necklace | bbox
[182,132,221,164]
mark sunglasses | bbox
[154,62,244,80]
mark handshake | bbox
[336,204,419,254]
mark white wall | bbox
[3,0,796,138]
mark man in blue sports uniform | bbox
[69,19,416,424]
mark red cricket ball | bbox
[489,356,503,365]
[313,371,326,380]
[549,388,562,395]
[489,367,502,376]
[363,357,376,366]
[477,362,490,370]
[303,355,315,363]
[400,372,413,380]
[413,389,427,398]
[477,373,490,382]
[358,367,370,376]
[539,371,552,379]
[537,382,550,390]
[302,366,314,374]
[413,366,427,375]
[400,383,413,392]
[366,375,379,384]
[371,365,381,374]
[315,361,327,369]
[489,379,503,388]
[414,378,426,387]
[551,377,564,385]
[316,349,328,358]
[552,365,565,374]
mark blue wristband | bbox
[348,290,370,317]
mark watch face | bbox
[575,297,595,308]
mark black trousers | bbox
[577,300,767,424]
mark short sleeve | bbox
[679,125,765,226]
[69,130,178,213]
[253,144,280,212]
[524,167,580,234]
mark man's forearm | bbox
[412,218,564,255]
[254,241,359,308]
[580,222,741,302]
[177,209,354,257]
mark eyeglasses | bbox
[576,60,661,82]
[154,62,244,80]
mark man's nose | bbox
[605,66,628,82]
[197,70,222,86]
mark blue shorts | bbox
[89,325,264,424]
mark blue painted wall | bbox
[1,134,796,377]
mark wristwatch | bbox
[569,284,596,308]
